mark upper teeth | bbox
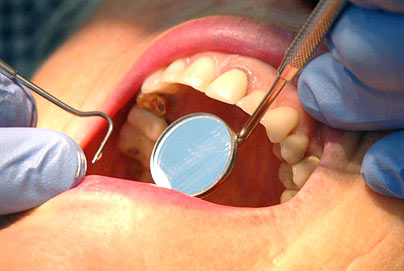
[181,56,217,91]
[163,59,187,83]
[263,106,299,144]
[280,133,309,164]
[291,156,320,190]
[205,69,248,104]
[141,68,179,95]
[120,52,321,202]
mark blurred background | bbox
[0,0,101,78]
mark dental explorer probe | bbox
[0,59,113,164]
[150,0,347,197]
[238,0,347,143]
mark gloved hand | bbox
[0,72,86,215]
[298,0,404,199]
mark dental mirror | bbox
[150,113,237,196]
[150,0,346,196]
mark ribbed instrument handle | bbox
[278,0,346,80]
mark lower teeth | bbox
[117,122,155,169]
[126,105,168,141]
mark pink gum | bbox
[180,51,279,93]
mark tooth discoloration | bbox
[205,69,248,104]
[280,133,309,164]
[117,123,155,168]
[136,93,169,116]
[292,156,320,189]
[263,106,299,143]
[181,56,216,91]
[127,106,168,141]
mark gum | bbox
[169,51,297,95]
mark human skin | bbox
[1,0,404,270]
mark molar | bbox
[181,56,216,91]
[263,106,299,143]
[127,106,168,141]
[117,122,155,168]
[205,69,248,104]
[291,156,320,189]
[136,93,168,116]
[280,133,309,164]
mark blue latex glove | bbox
[298,1,404,199]
[0,73,86,215]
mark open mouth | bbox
[5,5,404,268]
[84,15,328,207]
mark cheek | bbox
[31,13,163,142]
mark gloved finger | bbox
[298,53,404,131]
[361,130,404,199]
[0,72,37,127]
[328,4,404,93]
[0,128,86,215]
[349,0,404,12]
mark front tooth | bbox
[236,90,265,115]
[181,56,216,91]
[141,68,178,94]
[291,156,320,189]
[127,106,168,141]
[280,189,298,203]
[205,69,248,104]
[117,122,155,168]
[263,106,299,143]
[162,59,186,83]
[280,134,309,164]
[279,162,297,189]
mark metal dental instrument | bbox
[0,59,113,164]
[150,0,347,197]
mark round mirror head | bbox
[150,113,237,197]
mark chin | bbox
[2,2,404,270]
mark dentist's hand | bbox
[0,73,86,215]
[298,1,404,199]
